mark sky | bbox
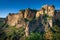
[0,0,60,18]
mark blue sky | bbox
[0,0,60,18]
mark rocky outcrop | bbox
[5,5,60,38]
[6,13,19,26]
[56,10,60,21]
[36,5,55,27]
[24,8,37,20]
[6,8,37,26]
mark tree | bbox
[25,32,45,40]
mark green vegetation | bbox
[0,25,25,40]
[0,25,60,40]
[25,32,46,40]
[0,22,4,26]
[0,21,60,40]
[52,25,60,40]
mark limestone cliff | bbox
[6,13,19,26]
[6,8,37,26]
[5,5,60,38]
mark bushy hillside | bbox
[0,22,60,40]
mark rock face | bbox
[6,8,37,27]
[36,5,55,27]
[36,5,55,40]
[56,10,60,21]
[6,13,19,26]
[5,5,60,37]
[24,8,36,21]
